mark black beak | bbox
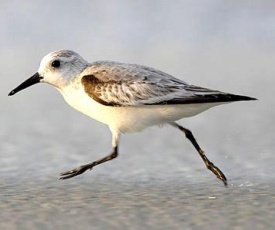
[8,72,43,96]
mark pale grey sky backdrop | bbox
[0,0,274,180]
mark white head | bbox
[9,50,89,96]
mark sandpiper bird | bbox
[8,50,257,185]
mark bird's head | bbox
[8,50,88,96]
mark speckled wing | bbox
[81,61,256,106]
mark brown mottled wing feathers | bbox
[81,74,178,106]
[81,75,120,106]
[81,62,256,107]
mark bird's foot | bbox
[60,164,93,180]
[207,161,228,186]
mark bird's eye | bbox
[51,60,61,68]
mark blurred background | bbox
[0,0,274,229]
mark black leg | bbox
[60,132,120,180]
[169,122,227,186]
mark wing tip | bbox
[145,93,258,105]
[228,94,258,102]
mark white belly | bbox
[60,87,224,133]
